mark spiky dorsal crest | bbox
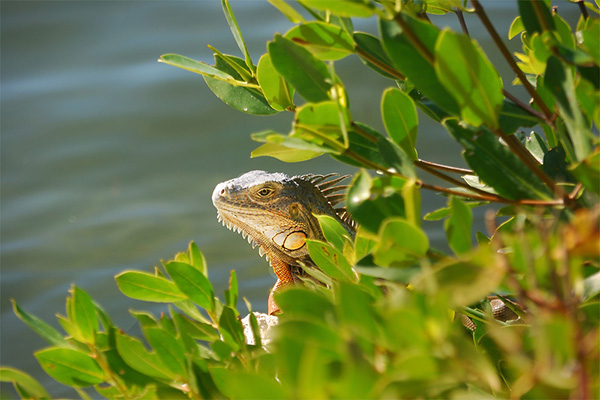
[296,173,356,227]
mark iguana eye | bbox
[256,187,275,197]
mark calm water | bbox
[0,1,580,398]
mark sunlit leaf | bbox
[204,54,278,116]
[70,286,98,344]
[285,21,354,60]
[221,0,254,73]
[381,88,419,159]
[444,119,553,200]
[115,271,186,303]
[434,30,503,128]
[444,196,473,255]
[144,327,187,378]
[115,331,173,380]
[373,218,429,267]
[0,367,51,400]
[307,239,357,282]
[165,262,215,311]
[35,347,105,387]
[256,53,295,111]
[219,306,245,352]
[380,16,460,116]
[268,0,306,23]
[158,53,232,80]
[298,0,375,18]
[11,299,68,348]
[354,32,399,79]
[268,34,332,103]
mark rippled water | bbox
[0,1,580,397]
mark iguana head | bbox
[212,170,353,267]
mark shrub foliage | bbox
[3,1,599,399]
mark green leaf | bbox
[444,119,553,200]
[144,327,187,378]
[256,53,295,111]
[444,196,473,255]
[251,130,329,161]
[221,0,254,73]
[275,287,335,319]
[268,34,332,103]
[315,214,353,253]
[571,149,600,195]
[376,137,417,179]
[35,347,105,387]
[508,16,524,39]
[284,21,354,61]
[218,306,245,352]
[204,54,278,116]
[225,270,238,310]
[11,299,68,347]
[380,16,460,116]
[544,56,594,162]
[208,45,254,83]
[251,142,323,162]
[210,368,286,399]
[293,101,351,152]
[347,171,406,233]
[298,0,375,18]
[434,30,503,128]
[165,261,215,311]
[373,218,429,267]
[115,271,187,303]
[158,53,233,80]
[268,0,306,23]
[70,286,98,344]
[332,123,389,168]
[354,32,398,79]
[337,282,377,338]
[518,0,555,36]
[411,248,504,307]
[188,241,208,276]
[401,179,421,228]
[381,88,419,159]
[115,331,173,379]
[306,240,357,282]
[0,367,51,400]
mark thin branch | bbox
[455,8,470,36]
[393,13,434,64]
[503,89,548,122]
[471,0,554,125]
[493,128,567,200]
[416,159,475,175]
[577,0,589,20]
[354,47,405,80]
[344,148,564,206]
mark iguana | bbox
[212,170,353,314]
[212,170,519,326]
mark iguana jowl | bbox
[212,170,353,315]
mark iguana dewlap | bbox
[212,170,353,315]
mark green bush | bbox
[2,1,599,399]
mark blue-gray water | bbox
[0,2,580,398]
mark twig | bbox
[354,47,405,80]
[471,0,554,125]
[416,159,475,175]
[344,148,564,206]
[455,9,470,36]
[503,90,548,122]
[577,0,589,20]
[393,13,434,64]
